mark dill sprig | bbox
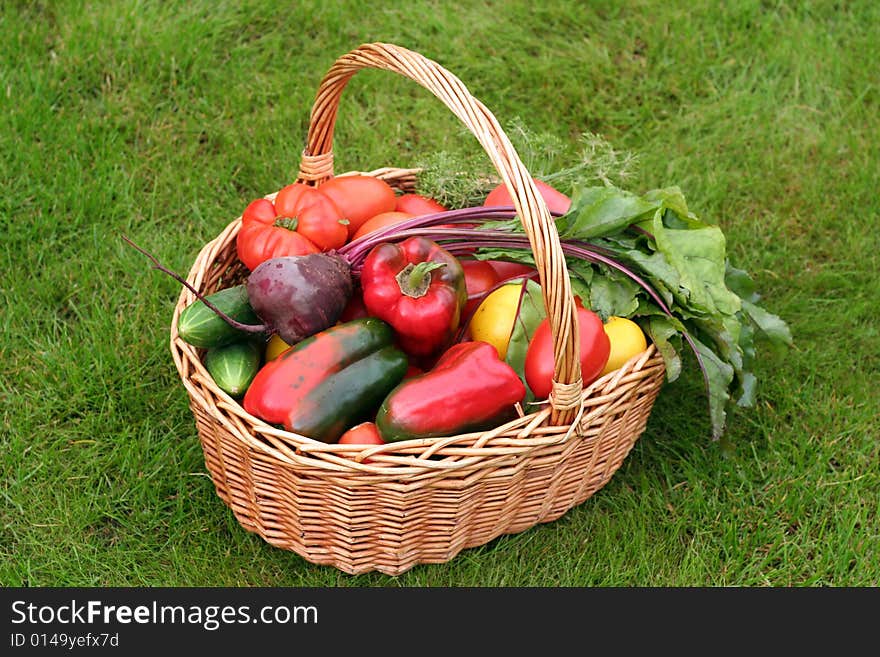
[413,150,498,209]
[414,118,640,208]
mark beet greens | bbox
[339,186,791,442]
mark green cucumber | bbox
[177,285,263,348]
[204,340,262,398]
[242,318,398,427]
[286,345,408,443]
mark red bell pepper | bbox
[360,237,467,357]
[375,340,526,442]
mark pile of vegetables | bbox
[129,149,791,447]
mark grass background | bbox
[2,0,877,587]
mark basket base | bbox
[190,370,662,576]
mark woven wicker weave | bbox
[170,43,666,575]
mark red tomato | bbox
[317,175,397,239]
[395,193,446,215]
[338,421,385,445]
[273,183,348,251]
[236,197,320,272]
[524,306,611,399]
[352,211,414,241]
[483,179,572,215]
[486,260,537,282]
[460,259,500,317]
[338,422,385,463]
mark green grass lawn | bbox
[2,0,878,587]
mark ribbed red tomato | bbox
[236,196,320,272]
[524,306,611,399]
[273,183,348,251]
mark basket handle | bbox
[297,42,582,426]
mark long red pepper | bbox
[375,340,526,442]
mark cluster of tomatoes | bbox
[236,174,448,271]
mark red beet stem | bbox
[121,234,268,335]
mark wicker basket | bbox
[170,43,666,576]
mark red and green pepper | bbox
[242,318,407,442]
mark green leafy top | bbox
[413,122,791,441]
[479,184,792,440]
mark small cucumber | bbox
[204,340,262,398]
[177,285,263,348]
